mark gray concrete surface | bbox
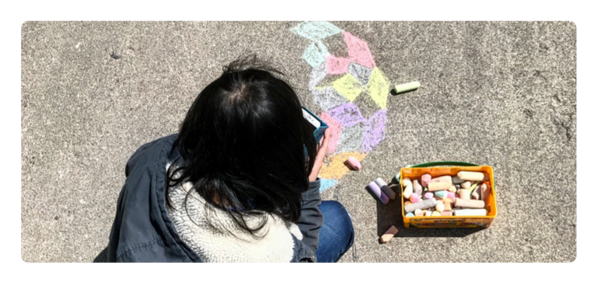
[21,21,576,262]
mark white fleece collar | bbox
[166,180,303,262]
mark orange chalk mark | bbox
[319,152,367,180]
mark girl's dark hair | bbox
[166,55,317,237]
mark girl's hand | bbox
[308,128,330,182]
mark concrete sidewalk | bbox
[21,21,576,262]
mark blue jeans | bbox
[315,201,355,262]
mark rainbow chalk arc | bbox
[291,22,392,192]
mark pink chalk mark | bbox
[343,32,375,69]
[318,112,344,154]
[326,55,352,75]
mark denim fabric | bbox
[315,200,355,262]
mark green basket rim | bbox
[408,161,479,168]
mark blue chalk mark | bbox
[319,178,338,193]
[291,21,343,41]
[303,41,330,68]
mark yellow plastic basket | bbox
[399,161,497,228]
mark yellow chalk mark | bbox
[332,74,363,102]
[319,152,367,180]
[367,67,390,109]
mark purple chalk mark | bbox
[328,103,366,128]
[343,32,376,69]
[318,112,344,154]
[326,55,351,75]
[362,109,387,152]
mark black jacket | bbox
[107,134,323,262]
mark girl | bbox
[106,56,354,262]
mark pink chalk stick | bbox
[447,192,456,201]
[428,181,452,191]
[424,192,433,199]
[344,156,361,170]
[409,193,420,203]
[430,175,452,184]
[421,174,432,187]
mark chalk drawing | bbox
[318,112,343,154]
[291,21,342,41]
[309,62,328,90]
[332,74,363,102]
[326,55,352,75]
[343,31,376,68]
[303,41,330,68]
[291,22,392,192]
[312,87,348,112]
[367,67,390,109]
[348,62,373,86]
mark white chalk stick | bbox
[453,209,487,216]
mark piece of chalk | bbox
[368,181,389,204]
[468,181,480,193]
[443,198,453,211]
[409,193,420,203]
[375,177,396,200]
[457,171,485,181]
[412,179,422,195]
[380,225,399,243]
[394,81,420,94]
[428,181,452,191]
[425,211,432,217]
[405,201,411,207]
[481,183,490,202]
[471,190,480,200]
[432,211,441,216]
[406,212,415,217]
[424,192,433,199]
[454,198,485,209]
[453,209,487,216]
[461,181,472,190]
[415,209,423,216]
[458,189,470,200]
[434,190,448,199]
[435,201,444,212]
[344,156,361,170]
[441,211,453,216]
[447,191,456,201]
[402,178,413,199]
[452,176,463,184]
[430,175,452,184]
[404,198,437,213]
[421,174,431,187]
[448,186,457,193]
